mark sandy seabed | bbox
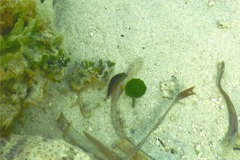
[12,0,240,159]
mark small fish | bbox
[106,72,128,99]
[217,61,238,147]
[108,73,128,138]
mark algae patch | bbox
[0,0,70,128]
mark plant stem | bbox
[132,98,136,108]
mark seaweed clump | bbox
[0,0,70,129]
[68,60,115,92]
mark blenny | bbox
[106,72,128,99]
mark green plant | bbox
[125,78,147,108]
[69,60,115,92]
[0,0,70,129]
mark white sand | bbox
[14,0,240,159]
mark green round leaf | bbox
[125,78,147,98]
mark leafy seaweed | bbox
[69,60,115,92]
[0,0,70,128]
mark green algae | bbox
[0,0,70,129]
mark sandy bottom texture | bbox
[12,0,240,160]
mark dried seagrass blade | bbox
[175,86,195,101]
[83,131,121,160]
[125,86,195,160]
[115,138,149,160]
[216,61,238,148]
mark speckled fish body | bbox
[107,72,128,98]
